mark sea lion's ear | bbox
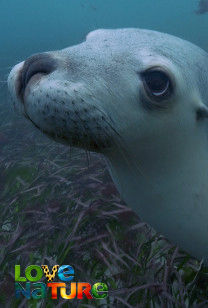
[196,105,208,120]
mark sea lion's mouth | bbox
[26,107,113,152]
[26,110,113,152]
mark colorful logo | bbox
[15,265,108,300]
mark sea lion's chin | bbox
[38,128,113,152]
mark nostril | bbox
[17,53,57,99]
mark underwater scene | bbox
[1,0,208,307]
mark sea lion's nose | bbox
[17,53,57,99]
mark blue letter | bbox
[15,282,31,299]
[58,265,74,282]
[32,283,46,299]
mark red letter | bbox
[60,282,76,299]
[48,283,65,299]
[77,283,93,299]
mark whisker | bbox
[85,150,90,168]
[71,96,144,177]
[100,116,154,184]
[110,134,145,178]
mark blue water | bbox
[0,0,208,81]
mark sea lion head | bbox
[8,28,208,157]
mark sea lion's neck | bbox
[105,129,208,260]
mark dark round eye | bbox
[141,69,172,99]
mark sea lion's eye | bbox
[141,69,172,100]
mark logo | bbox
[15,265,108,300]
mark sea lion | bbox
[7,28,208,262]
